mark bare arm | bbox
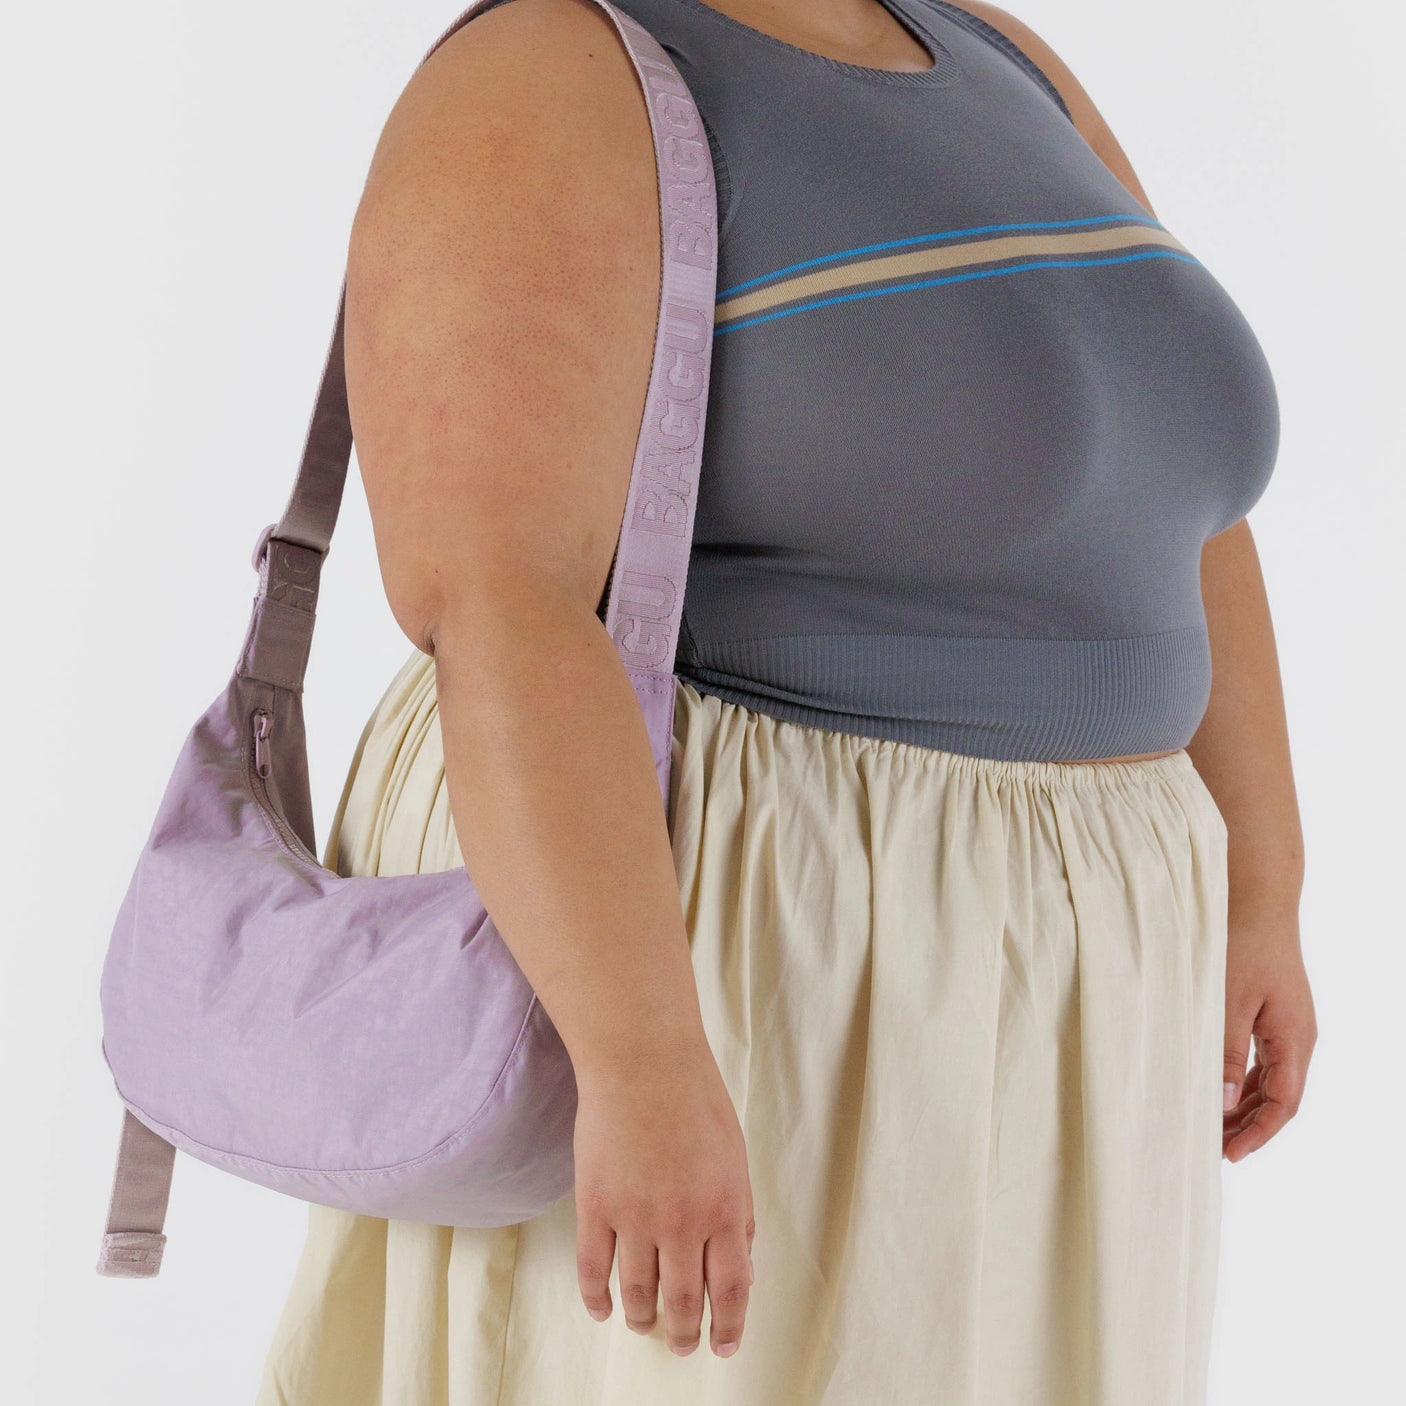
[348,0,699,1089]
[955,1,1316,1158]
[1188,521,1313,1161]
[346,0,752,1355]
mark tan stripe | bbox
[716,223,1191,324]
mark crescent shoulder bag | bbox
[95,0,718,1279]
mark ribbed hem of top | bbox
[676,626,1212,763]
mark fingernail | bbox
[588,1306,609,1321]
[716,1341,739,1357]
[748,1258,755,1284]
[1223,1082,1238,1111]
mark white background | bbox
[2,0,1401,1401]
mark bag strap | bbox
[96,1109,176,1276]
[240,0,716,697]
[97,0,716,1278]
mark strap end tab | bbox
[97,1230,167,1278]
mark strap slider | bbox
[251,522,278,573]
[253,523,330,578]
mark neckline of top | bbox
[658,0,963,88]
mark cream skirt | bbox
[255,650,1230,1406]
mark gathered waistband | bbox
[677,679,1201,793]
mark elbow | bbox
[382,556,603,664]
[385,575,512,663]
[394,593,445,661]
[373,555,447,658]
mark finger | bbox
[1223,1058,1265,1153]
[1231,1055,1309,1162]
[1223,1080,1266,1123]
[1223,991,1261,1111]
[1240,1062,1266,1100]
[576,1212,617,1323]
[658,1236,707,1356]
[1226,1113,1271,1158]
[1255,1023,1312,1127]
[617,1235,660,1335]
[1223,1071,1288,1161]
[704,1227,753,1358]
[1224,1094,1264,1138]
[1224,1097,1274,1162]
[1226,1003,1314,1161]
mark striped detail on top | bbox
[714,214,1198,333]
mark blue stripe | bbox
[714,250,1203,335]
[716,213,1168,299]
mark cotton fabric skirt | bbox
[255,648,1230,1406]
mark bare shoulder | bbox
[938,1,1156,216]
[356,0,654,234]
[349,0,660,359]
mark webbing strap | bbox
[97,1110,176,1278]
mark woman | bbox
[257,0,1315,1402]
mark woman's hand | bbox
[1222,915,1317,1162]
[572,1034,755,1359]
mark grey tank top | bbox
[550,0,1279,759]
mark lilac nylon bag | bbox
[95,0,717,1279]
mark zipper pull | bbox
[252,709,273,778]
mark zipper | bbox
[252,708,273,777]
[247,707,322,870]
